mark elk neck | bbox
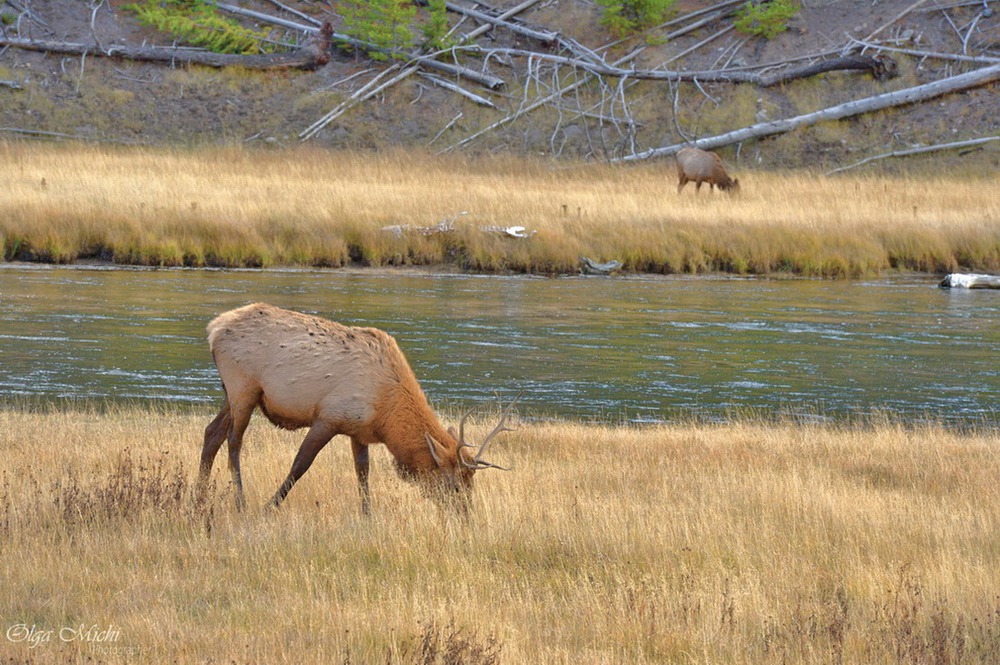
[371,379,458,475]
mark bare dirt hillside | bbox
[1,0,997,173]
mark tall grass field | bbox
[2,142,998,276]
[1,405,998,663]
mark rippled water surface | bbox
[1,265,997,424]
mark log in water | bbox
[939,273,1000,289]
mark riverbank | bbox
[3,142,998,277]
[1,405,997,662]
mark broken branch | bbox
[825,136,1000,174]
[418,72,497,107]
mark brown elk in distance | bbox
[199,302,516,515]
[675,147,740,194]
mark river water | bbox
[1,264,997,425]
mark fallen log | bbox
[580,257,623,275]
[0,23,333,70]
[0,127,137,143]
[459,47,898,86]
[758,54,898,86]
[939,273,1000,289]
[617,63,1000,161]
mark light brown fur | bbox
[676,147,740,194]
[199,303,494,514]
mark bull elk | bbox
[675,146,740,194]
[198,303,516,514]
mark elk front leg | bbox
[351,437,371,516]
[269,422,336,508]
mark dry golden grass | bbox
[2,142,998,275]
[1,404,998,663]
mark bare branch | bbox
[427,112,463,146]
[848,37,1000,64]
[441,48,644,153]
[263,0,324,27]
[825,136,1000,175]
[89,0,105,51]
[418,72,497,107]
[459,0,546,43]
[444,0,556,45]
[863,0,931,42]
[300,64,419,140]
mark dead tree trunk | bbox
[0,23,333,70]
[617,63,1000,161]
[758,54,899,86]
[457,46,898,86]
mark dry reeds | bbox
[1,404,998,662]
[2,142,997,276]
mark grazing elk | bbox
[199,303,515,514]
[675,147,740,194]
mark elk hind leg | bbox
[351,437,371,516]
[225,398,258,511]
[199,402,232,497]
[269,422,337,508]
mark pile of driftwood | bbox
[381,220,536,239]
[1,0,998,162]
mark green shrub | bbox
[734,0,800,40]
[339,0,417,61]
[421,0,453,52]
[125,0,273,55]
[597,0,676,38]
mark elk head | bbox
[424,397,518,509]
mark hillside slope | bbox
[1,0,997,173]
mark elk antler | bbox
[458,396,520,470]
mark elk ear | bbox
[425,433,448,467]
